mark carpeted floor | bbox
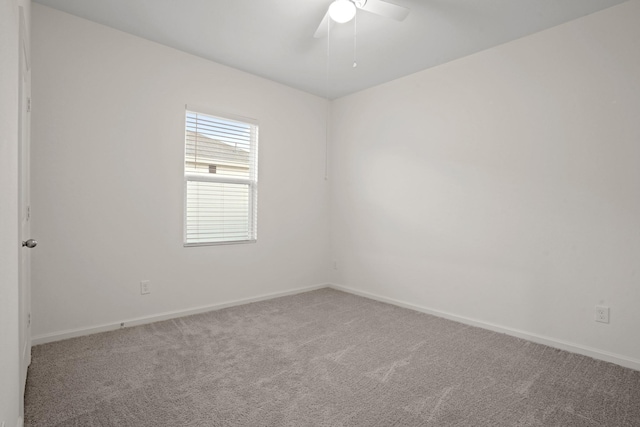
[25,288,640,426]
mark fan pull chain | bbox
[353,10,358,68]
[326,12,331,95]
[324,15,331,180]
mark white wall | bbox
[1,0,30,423]
[330,1,640,366]
[30,0,640,370]
[31,4,329,339]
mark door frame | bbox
[17,4,32,413]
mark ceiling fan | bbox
[314,0,410,38]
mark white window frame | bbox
[183,105,259,246]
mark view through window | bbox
[184,109,258,245]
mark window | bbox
[184,108,258,245]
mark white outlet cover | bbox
[595,305,610,323]
[140,280,151,295]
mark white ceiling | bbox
[34,0,628,99]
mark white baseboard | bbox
[328,283,640,372]
[30,282,640,371]
[31,284,328,345]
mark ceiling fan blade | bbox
[358,0,410,21]
[314,10,330,38]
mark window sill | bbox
[183,239,257,247]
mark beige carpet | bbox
[25,288,640,426]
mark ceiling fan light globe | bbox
[329,0,356,23]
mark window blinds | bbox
[184,109,258,245]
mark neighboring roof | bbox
[185,131,249,168]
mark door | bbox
[18,6,32,408]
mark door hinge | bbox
[27,97,31,112]
[28,313,31,327]
[26,206,30,221]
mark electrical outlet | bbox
[595,306,609,323]
[333,261,338,270]
[140,280,151,295]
